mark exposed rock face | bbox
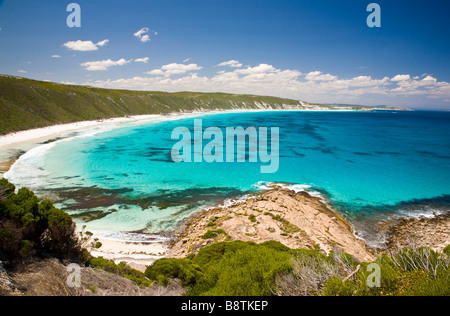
[0,261,22,296]
[384,213,450,253]
[168,187,375,262]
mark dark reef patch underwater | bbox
[5,111,450,245]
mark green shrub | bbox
[88,257,151,287]
[207,216,220,227]
[443,245,450,256]
[145,258,203,286]
[147,241,295,296]
[197,244,292,296]
[201,229,227,240]
[19,240,34,257]
[0,179,81,260]
[388,247,449,280]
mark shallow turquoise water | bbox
[6,111,450,244]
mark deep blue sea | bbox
[6,111,450,245]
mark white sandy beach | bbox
[0,114,161,174]
[0,115,158,149]
[87,237,170,272]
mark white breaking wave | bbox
[97,231,173,243]
[4,124,134,190]
[202,180,326,212]
[252,181,324,199]
[203,193,254,211]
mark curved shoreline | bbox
[0,109,307,175]
[0,109,318,271]
[1,110,448,271]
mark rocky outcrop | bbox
[168,187,375,262]
[383,213,450,253]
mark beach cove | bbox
[1,110,450,271]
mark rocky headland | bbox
[167,187,376,262]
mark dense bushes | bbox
[145,240,321,296]
[145,258,203,287]
[0,179,81,261]
[145,240,449,296]
[321,247,450,296]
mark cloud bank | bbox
[146,63,202,76]
[81,57,149,71]
[81,60,450,107]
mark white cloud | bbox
[388,75,450,102]
[391,74,411,82]
[235,64,277,75]
[422,75,437,83]
[305,71,337,82]
[147,69,164,75]
[81,58,131,71]
[146,63,202,76]
[134,28,148,38]
[217,60,243,68]
[96,39,109,47]
[183,58,191,63]
[134,27,156,43]
[17,70,27,74]
[51,55,61,58]
[140,35,150,43]
[81,57,151,71]
[135,57,149,63]
[63,39,109,51]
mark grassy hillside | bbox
[0,75,316,135]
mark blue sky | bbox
[0,0,449,109]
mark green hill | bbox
[0,75,321,135]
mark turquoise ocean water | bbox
[5,111,450,245]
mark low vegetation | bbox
[146,241,450,296]
[86,257,152,287]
